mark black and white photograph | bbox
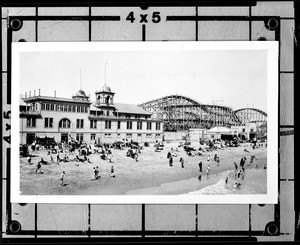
[11,41,278,203]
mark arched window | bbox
[59,118,71,128]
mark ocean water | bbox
[188,169,267,195]
[126,168,267,195]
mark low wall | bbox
[163,131,189,141]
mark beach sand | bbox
[20,141,267,195]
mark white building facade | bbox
[20,85,163,145]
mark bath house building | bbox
[20,85,163,145]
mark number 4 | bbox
[126,11,135,23]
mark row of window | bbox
[41,103,88,113]
[27,118,161,131]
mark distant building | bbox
[20,85,163,145]
[231,122,266,140]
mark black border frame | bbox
[0,1,296,242]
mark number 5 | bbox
[152,12,161,23]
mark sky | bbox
[19,48,268,112]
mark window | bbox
[44,117,53,128]
[117,134,121,138]
[81,106,85,113]
[76,119,84,128]
[26,118,36,128]
[45,104,50,110]
[156,122,161,130]
[106,111,109,116]
[104,133,112,138]
[155,134,161,137]
[126,133,132,138]
[76,133,83,142]
[138,134,142,137]
[59,105,63,111]
[59,118,71,128]
[50,104,54,111]
[137,121,143,130]
[105,120,112,129]
[126,115,131,119]
[146,134,152,138]
[117,121,121,129]
[67,105,71,112]
[55,105,59,111]
[41,103,45,110]
[90,120,97,129]
[77,106,80,113]
[91,134,96,140]
[72,105,76,112]
[242,128,245,132]
[135,115,140,119]
[147,122,152,130]
[127,121,132,130]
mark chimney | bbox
[54,90,56,98]
[29,91,31,97]
[39,89,40,96]
[25,92,27,99]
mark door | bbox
[26,133,35,145]
[61,133,68,143]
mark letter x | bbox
[140,14,148,23]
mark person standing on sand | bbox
[36,162,42,173]
[169,155,173,166]
[214,154,217,161]
[225,177,228,185]
[216,157,220,166]
[206,164,211,175]
[167,151,171,159]
[110,166,115,178]
[57,153,60,162]
[240,157,246,172]
[233,162,238,171]
[60,171,65,186]
[198,161,202,172]
[179,157,184,168]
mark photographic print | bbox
[11,41,278,203]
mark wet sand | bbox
[20,141,267,195]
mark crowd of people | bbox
[23,138,152,187]
[23,136,264,190]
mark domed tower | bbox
[72,89,89,101]
[94,85,116,114]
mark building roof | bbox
[207,126,232,133]
[91,103,152,115]
[19,95,27,106]
[22,95,91,104]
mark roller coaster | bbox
[139,95,267,131]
